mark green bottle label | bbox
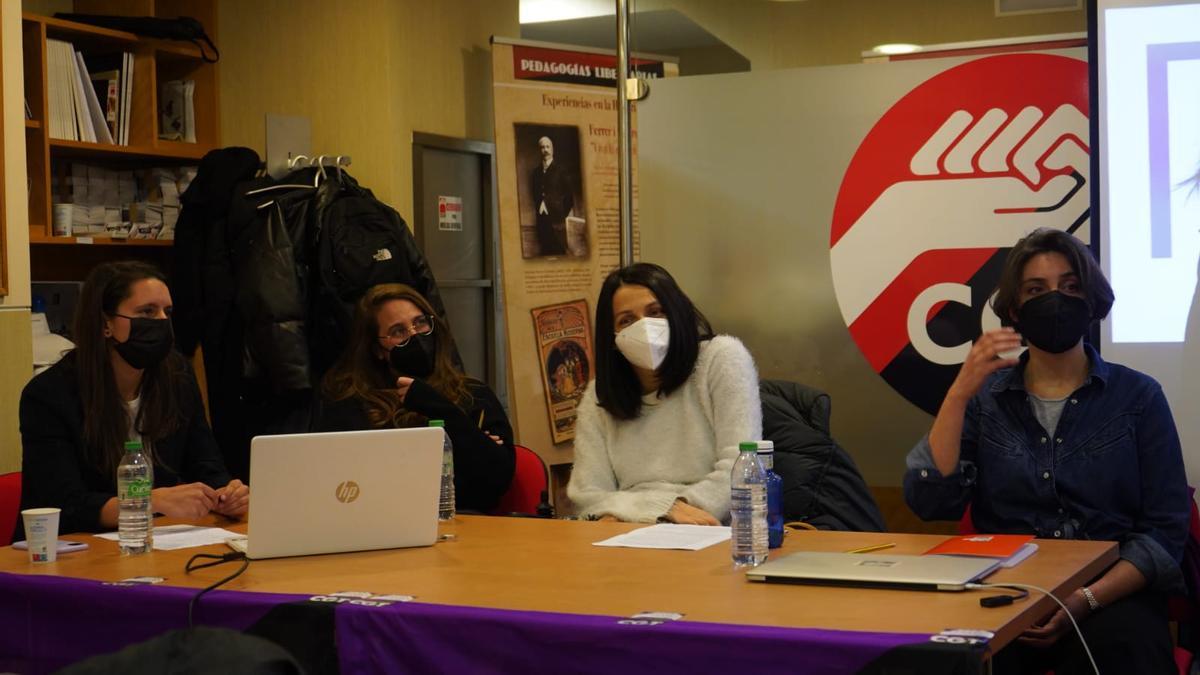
[126,478,152,499]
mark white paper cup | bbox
[52,203,73,237]
[22,508,61,563]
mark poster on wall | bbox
[828,53,1089,415]
[531,299,593,443]
[491,38,677,465]
[515,123,588,258]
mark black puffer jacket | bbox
[171,151,449,481]
[759,379,887,532]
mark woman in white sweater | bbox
[567,263,762,524]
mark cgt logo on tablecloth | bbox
[829,54,1090,415]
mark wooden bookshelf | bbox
[22,2,217,274]
[49,137,209,160]
[29,234,175,246]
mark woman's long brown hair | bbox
[75,261,185,479]
[322,284,471,427]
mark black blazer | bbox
[315,378,516,513]
[17,352,231,538]
[530,160,574,223]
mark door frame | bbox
[411,132,508,409]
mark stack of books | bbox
[55,162,197,240]
[47,39,133,145]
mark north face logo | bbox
[828,54,1089,414]
[372,248,393,262]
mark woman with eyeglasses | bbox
[317,283,515,513]
[17,261,247,540]
[567,263,762,525]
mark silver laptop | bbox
[746,551,999,591]
[227,427,443,559]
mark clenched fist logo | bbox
[829,54,1090,414]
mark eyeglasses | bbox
[378,314,434,346]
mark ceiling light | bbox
[871,43,922,55]
[520,0,613,24]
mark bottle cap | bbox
[428,420,445,428]
[124,441,143,452]
[756,440,774,454]
[739,441,758,452]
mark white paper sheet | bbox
[592,524,731,551]
[95,525,242,551]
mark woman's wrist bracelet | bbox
[1080,586,1102,611]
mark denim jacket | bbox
[904,344,1189,592]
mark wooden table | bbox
[0,516,1117,674]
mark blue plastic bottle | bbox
[758,441,784,549]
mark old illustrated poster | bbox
[491,38,677,466]
[531,300,593,443]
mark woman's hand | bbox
[213,479,250,518]
[1017,588,1092,648]
[665,500,721,526]
[151,483,218,520]
[946,328,1023,403]
[395,376,415,403]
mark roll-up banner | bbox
[491,38,678,467]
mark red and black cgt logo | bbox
[830,54,1089,414]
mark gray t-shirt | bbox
[1029,393,1069,438]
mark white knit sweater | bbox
[567,335,762,523]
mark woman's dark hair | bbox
[74,260,185,479]
[991,228,1114,325]
[593,262,713,420]
[322,283,471,428]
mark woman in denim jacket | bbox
[905,228,1189,674]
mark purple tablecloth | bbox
[0,572,975,674]
[336,600,941,674]
[0,572,305,673]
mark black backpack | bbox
[308,173,446,378]
[56,14,219,62]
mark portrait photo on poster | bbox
[531,299,594,444]
[515,122,589,260]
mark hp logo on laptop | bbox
[335,481,361,503]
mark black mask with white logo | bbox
[1016,291,1091,354]
[113,317,175,369]
[389,333,437,378]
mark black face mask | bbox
[1016,291,1091,354]
[113,317,175,369]
[388,333,437,378]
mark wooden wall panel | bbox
[0,310,33,473]
[217,0,519,220]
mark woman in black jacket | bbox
[18,261,248,538]
[317,284,515,513]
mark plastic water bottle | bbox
[117,440,153,555]
[731,441,768,567]
[430,420,455,520]
[758,441,784,549]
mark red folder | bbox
[924,533,1035,558]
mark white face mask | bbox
[615,317,670,371]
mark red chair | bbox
[492,445,550,517]
[0,472,21,547]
